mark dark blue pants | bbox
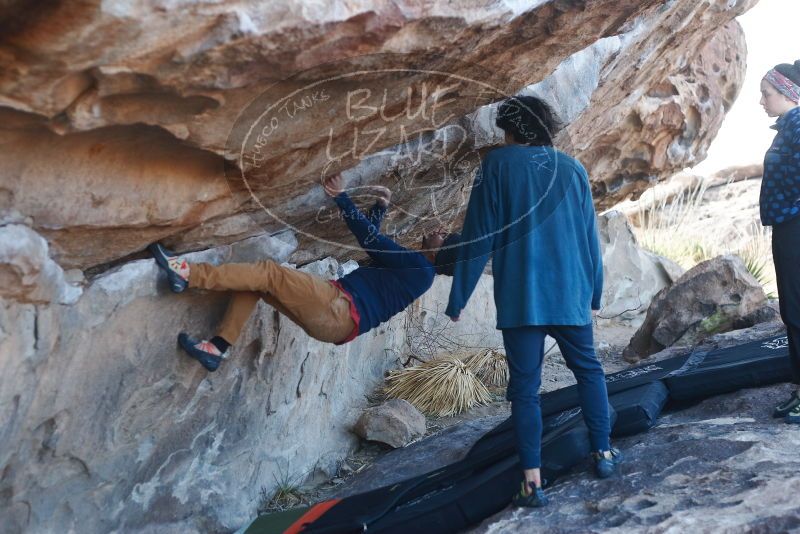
[502,324,611,469]
[773,216,800,384]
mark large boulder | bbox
[0,0,754,269]
[354,399,427,449]
[623,255,768,362]
[0,225,500,533]
[572,16,751,210]
[597,211,684,325]
[0,224,82,304]
[0,1,761,532]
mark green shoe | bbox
[774,390,800,418]
[785,404,800,425]
[511,481,548,508]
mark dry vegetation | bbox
[629,177,776,297]
[462,349,509,389]
[384,355,493,417]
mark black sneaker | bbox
[773,390,800,419]
[786,404,800,425]
[511,481,548,508]
[178,332,226,372]
[148,243,189,293]
[592,447,623,479]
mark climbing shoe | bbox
[773,390,800,418]
[592,447,623,479]
[148,242,189,293]
[178,332,227,372]
[511,481,548,508]
[785,404,800,425]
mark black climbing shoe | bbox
[511,481,548,508]
[178,332,226,372]
[148,242,189,293]
[592,447,623,479]
[786,404,800,425]
[773,390,800,418]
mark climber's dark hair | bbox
[495,95,562,146]
[433,233,461,276]
[773,60,800,86]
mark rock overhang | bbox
[0,0,755,271]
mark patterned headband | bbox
[765,69,800,103]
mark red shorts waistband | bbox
[329,280,360,345]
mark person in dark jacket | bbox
[759,60,800,424]
[150,174,458,371]
[446,96,620,508]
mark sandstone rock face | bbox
[0,224,82,304]
[0,1,760,532]
[0,226,500,533]
[623,255,768,362]
[354,399,426,448]
[571,16,751,210]
[0,0,753,269]
[597,211,684,325]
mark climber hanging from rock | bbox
[149,173,460,372]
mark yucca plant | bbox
[384,355,492,417]
[633,179,713,268]
[737,223,776,298]
[259,464,305,513]
[462,349,509,388]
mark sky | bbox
[692,0,800,175]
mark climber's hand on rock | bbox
[373,186,392,208]
[323,173,345,197]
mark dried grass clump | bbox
[384,356,491,417]
[462,349,509,388]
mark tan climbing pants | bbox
[188,261,356,345]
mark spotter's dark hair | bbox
[495,95,562,146]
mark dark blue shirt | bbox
[334,193,435,335]
[446,145,603,327]
[760,106,800,226]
